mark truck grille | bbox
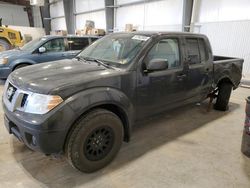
[6,83,17,102]
[21,94,28,107]
[3,80,30,112]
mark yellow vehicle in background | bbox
[0,18,24,52]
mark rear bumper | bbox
[0,66,11,79]
[3,100,77,154]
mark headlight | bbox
[24,93,63,114]
[0,57,8,65]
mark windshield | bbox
[20,37,45,51]
[78,33,150,65]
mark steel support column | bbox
[40,0,51,35]
[25,6,34,27]
[182,0,194,32]
[63,0,75,34]
[105,0,114,33]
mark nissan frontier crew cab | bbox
[2,32,243,172]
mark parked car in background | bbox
[241,96,250,157]
[0,35,100,79]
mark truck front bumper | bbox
[3,101,77,154]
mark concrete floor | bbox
[0,81,249,188]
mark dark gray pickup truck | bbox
[2,32,243,172]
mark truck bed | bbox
[213,55,244,89]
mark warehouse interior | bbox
[0,0,250,187]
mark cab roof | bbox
[42,35,100,39]
[113,31,207,38]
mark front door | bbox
[136,37,188,119]
[33,38,67,63]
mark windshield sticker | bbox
[132,35,150,41]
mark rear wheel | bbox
[66,109,124,173]
[0,39,11,52]
[214,82,233,111]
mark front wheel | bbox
[214,82,233,111]
[66,109,124,173]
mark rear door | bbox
[184,37,213,101]
[66,37,90,58]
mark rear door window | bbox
[186,38,208,64]
[186,38,200,64]
[68,37,90,51]
[198,39,208,62]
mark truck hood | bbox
[8,59,119,97]
[0,49,29,59]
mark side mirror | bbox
[38,47,46,53]
[145,59,168,72]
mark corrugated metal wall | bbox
[193,21,250,75]
[50,0,66,30]
[115,0,183,31]
[193,0,250,75]
[0,3,29,26]
[75,0,106,30]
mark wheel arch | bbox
[10,58,36,71]
[13,62,32,70]
[63,102,131,153]
[76,103,130,140]
[216,76,235,89]
[63,88,134,152]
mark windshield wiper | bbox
[81,57,114,69]
[75,56,83,61]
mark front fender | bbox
[65,87,135,135]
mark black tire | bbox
[14,64,29,71]
[0,39,11,52]
[66,109,124,173]
[214,82,233,111]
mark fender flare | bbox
[215,75,236,89]
[64,87,135,141]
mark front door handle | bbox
[177,74,187,81]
